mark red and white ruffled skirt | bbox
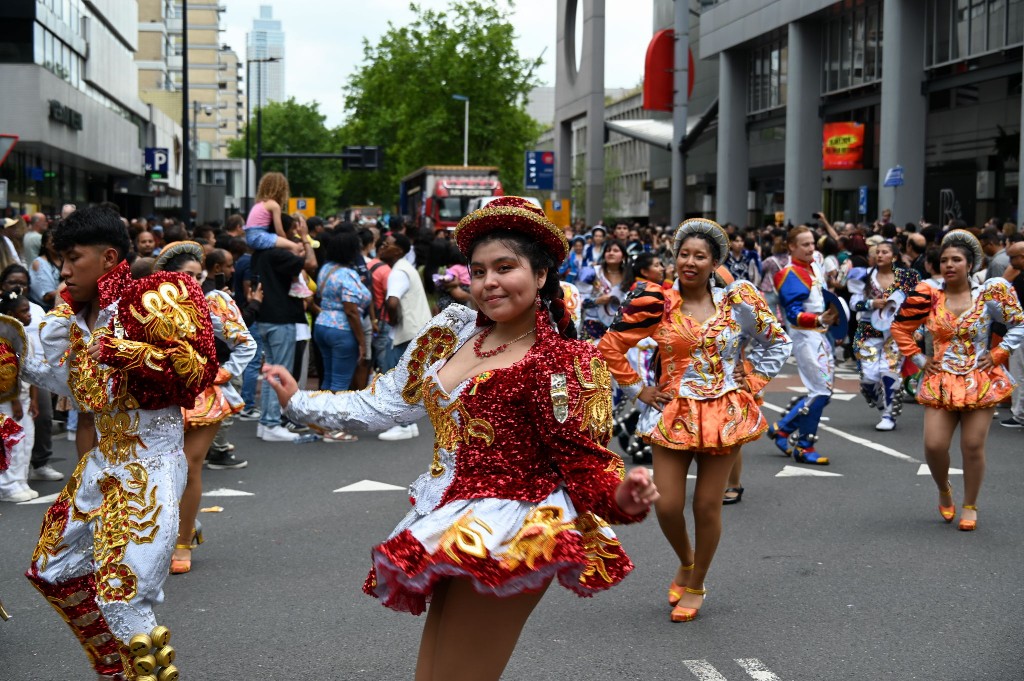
[362,487,633,615]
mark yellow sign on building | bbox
[544,198,571,229]
[288,197,317,218]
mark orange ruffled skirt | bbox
[183,385,238,429]
[645,389,766,454]
[916,367,1014,411]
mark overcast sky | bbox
[222,0,654,127]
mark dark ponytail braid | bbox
[468,230,578,339]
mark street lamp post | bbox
[245,56,280,211]
[452,94,469,166]
[191,101,212,219]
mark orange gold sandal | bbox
[170,545,193,575]
[670,586,707,622]
[938,481,956,523]
[958,505,978,531]
[668,564,694,606]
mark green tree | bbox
[338,0,544,209]
[229,98,341,212]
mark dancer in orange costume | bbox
[891,230,1024,531]
[598,219,791,623]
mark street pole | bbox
[245,60,251,213]
[246,56,279,210]
[181,1,190,224]
[453,94,469,166]
[671,0,689,226]
[191,101,198,218]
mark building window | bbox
[927,0,1023,66]
[748,32,787,115]
[822,1,883,95]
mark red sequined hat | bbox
[454,196,568,263]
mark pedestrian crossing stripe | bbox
[683,658,782,680]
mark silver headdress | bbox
[153,240,206,272]
[673,218,730,262]
[941,229,984,273]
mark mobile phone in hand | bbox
[214,272,227,289]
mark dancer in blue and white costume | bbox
[767,227,840,465]
[847,240,919,431]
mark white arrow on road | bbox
[202,488,254,497]
[776,465,843,478]
[334,480,405,492]
[917,464,962,476]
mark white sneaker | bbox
[66,430,76,441]
[260,424,300,442]
[0,489,36,503]
[875,416,896,431]
[378,424,416,441]
[30,465,64,481]
[25,488,39,499]
[411,423,420,437]
[257,424,265,438]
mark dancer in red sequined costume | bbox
[20,207,217,680]
[264,197,658,681]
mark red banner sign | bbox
[822,122,865,170]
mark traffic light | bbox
[343,146,381,170]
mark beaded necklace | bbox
[473,325,535,358]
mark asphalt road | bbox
[1,372,1022,680]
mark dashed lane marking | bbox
[334,479,405,492]
[683,659,784,681]
[762,401,919,463]
[734,658,783,681]
[683,660,729,681]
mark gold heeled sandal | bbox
[938,481,956,523]
[958,505,978,531]
[169,545,193,575]
[670,586,707,622]
[667,563,694,606]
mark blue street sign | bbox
[297,199,307,210]
[858,185,868,215]
[144,147,169,179]
[883,165,904,188]
[524,150,555,191]
[553,200,562,211]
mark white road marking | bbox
[683,660,730,681]
[785,387,857,400]
[17,492,59,505]
[763,401,919,463]
[334,479,405,492]
[202,488,254,497]
[917,464,962,476]
[776,465,842,477]
[735,658,782,681]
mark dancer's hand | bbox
[820,307,839,327]
[920,355,937,376]
[615,466,660,515]
[262,364,299,407]
[976,352,996,371]
[638,381,672,411]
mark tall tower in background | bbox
[247,5,285,108]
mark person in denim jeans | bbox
[314,232,370,392]
[251,217,316,442]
